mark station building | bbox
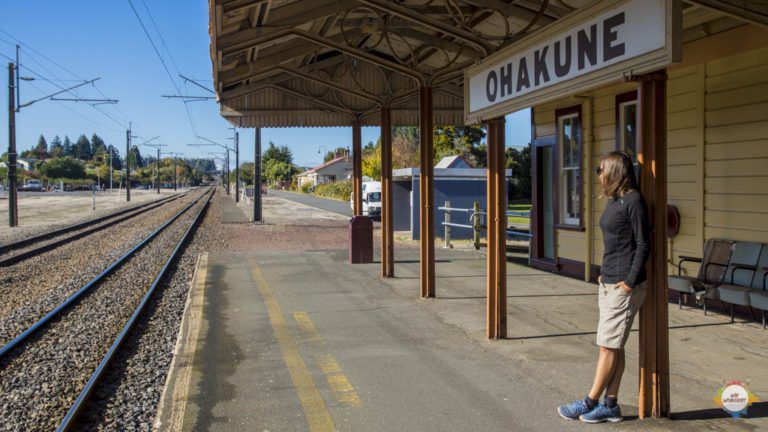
[209,0,767,419]
[526,23,768,281]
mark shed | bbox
[393,156,512,240]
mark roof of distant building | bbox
[296,155,350,176]
[435,155,473,169]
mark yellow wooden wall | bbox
[532,43,768,277]
[703,47,768,242]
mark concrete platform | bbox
[219,194,251,224]
[158,199,768,432]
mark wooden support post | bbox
[486,117,507,339]
[637,71,670,419]
[419,86,435,298]
[381,106,394,278]
[352,118,363,216]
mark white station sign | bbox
[464,0,680,123]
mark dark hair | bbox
[599,151,637,198]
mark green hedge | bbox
[313,179,352,201]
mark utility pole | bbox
[254,128,262,222]
[8,63,18,227]
[156,147,161,194]
[174,156,177,191]
[167,152,184,191]
[109,146,113,191]
[125,126,131,202]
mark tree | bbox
[91,134,107,159]
[39,157,86,179]
[49,136,64,158]
[263,159,295,185]
[62,136,74,157]
[239,162,254,186]
[323,146,348,162]
[392,126,419,169]
[127,146,143,170]
[106,145,123,170]
[506,143,531,201]
[263,141,293,165]
[75,135,92,160]
[433,125,486,167]
[34,135,49,160]
[361,140,381,179]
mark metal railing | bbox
[438,201,531,259]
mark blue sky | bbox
[0,1,531,169]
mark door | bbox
[533,139,556,265]
[541,146,555,260]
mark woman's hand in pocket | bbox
[618,281,633,294]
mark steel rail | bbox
[0,188,212,360]
[57,187,214,431]
[0,192,192,267]
[0,190,190,254]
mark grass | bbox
[507,204,531,226]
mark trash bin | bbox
[349,216,373,264]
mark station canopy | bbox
[209,0,766,128]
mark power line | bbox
[126,0,200,138]
[0,27,153,135]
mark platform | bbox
[158,196,768,432]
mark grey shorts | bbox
[596,281,647,349]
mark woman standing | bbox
[557,151,650,423]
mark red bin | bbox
[349,216,373,264]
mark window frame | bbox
[615,90,639,157]
[554,105,584,230]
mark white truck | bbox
[350,181,381,219]
[23,179,43,191]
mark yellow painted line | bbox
[294,311,320,338]
[249,259,336,432]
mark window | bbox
[616,91,640,180]
[557,107,582,226]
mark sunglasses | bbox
[595,167,603,175]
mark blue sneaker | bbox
[558,399,595,420]
[579,402,623,423]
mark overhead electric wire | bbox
[0,27,153,137]
[127,0,199,138]
[24,79,122,132]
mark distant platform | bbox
[218,194,250,224]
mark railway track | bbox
[0,187,214,431]
[0,191,189,267]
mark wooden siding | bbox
[532,41,768,279]
[704,47,768,247]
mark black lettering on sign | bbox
[534,46,550,86]
[577,24,597,70]
[500,63,513,97]
[516,57,530,92]
[486,70,498,102]
[554,36,571,78]
[603,12,626,61]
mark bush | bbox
[39,157,86,179]
[300,182,312,193]
[313,179,352,201]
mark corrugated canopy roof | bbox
[209,0,765,128]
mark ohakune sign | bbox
[464,0,681,124]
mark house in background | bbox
[393,156,512,240]
[0,158,39,172]
[296,155,352,188]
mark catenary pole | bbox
[8,63,18,227]
[156,148,160,194]
[125,126,131,202]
